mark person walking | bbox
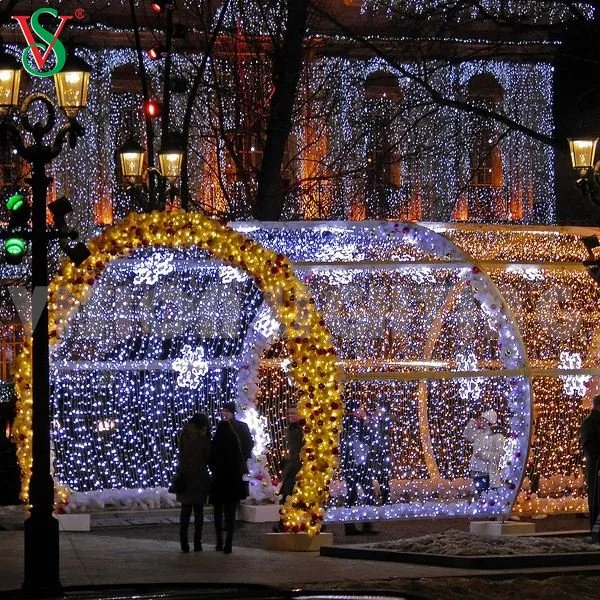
[176,413,211,553]
[210,419,248,553]
[581,394,600,539]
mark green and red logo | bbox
[12,7,84,77]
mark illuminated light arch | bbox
[13,210,343,535]
[315,222,533,521]
[415,264,532,494]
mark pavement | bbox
[0,507,598,595]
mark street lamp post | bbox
[117,132,183,207]
[568,136,600,210]
[0,53,90,596]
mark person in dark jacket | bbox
[341,404,379,535]
[581,394,600,537]
[221,401,254,462]
[280,404,303,503]
[273,404,303,532]
[221,401,254,497]
[176,413,211,552]
[209,419,248,553]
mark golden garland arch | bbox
[13,210,343,535]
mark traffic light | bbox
[147,45,164,61]
[3,192,30,264]
[3,237,27,264]
[48,196,91,266]
[151,1,168,14]
[6,192,30,227]
[143,98,162,119]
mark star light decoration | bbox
[558,351,591,398]
[172,344,209,389]
[133,253,175,286]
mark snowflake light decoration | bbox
[559,351,591,397]
[405,266,436,284]
[133,254,174,286]
[252,305,280,339]
[315,243,365,262]
[172,345,209,389]
[220,266,248,284]
[320,269,354,286]
[506,265,545,281]
[456,352,482,401]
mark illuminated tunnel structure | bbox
[15,219,600,521]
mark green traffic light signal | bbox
[5,191,30,228]
[6,193,25,212]
[3,237,27,264]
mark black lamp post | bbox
[117,132,183,207]
[568,136,600,209]
[0,52,90,596]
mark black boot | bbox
[179,527,190,553]
[215,531,223,552]
[362,522,379,535]
[344,523,362,536]
[193,530,203,552]
[223,533,233,554]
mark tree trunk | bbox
[254,0,310,221]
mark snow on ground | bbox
[369,529,600,555]
[304,576,600,600]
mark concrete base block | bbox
[265,532,334,552]
[239,502,281,523]
[55,513,91,531]
[470,520,535,536]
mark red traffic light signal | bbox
[143,98,162,119]
[151,1,167,13]
[147,45,165,60]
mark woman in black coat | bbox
[176,413,211,552]
[209,420,247,553]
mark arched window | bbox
[467,74,504,106]
[0,129,26,193]
[364,71,403,218]
[467,74,504,189]
[366,71,404,102]
[111,64,143,94]
[472,133,503,187]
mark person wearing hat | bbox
[221,402,254,463]
[221,402,254,497]
[463,409,500,496]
